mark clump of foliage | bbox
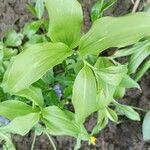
[0,0,150,149]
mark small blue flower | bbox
[53,84,63,98]
[0,116,10,126]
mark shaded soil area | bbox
[0,0,150,149]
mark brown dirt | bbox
[0,0,150,150]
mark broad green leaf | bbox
[2,42,71,93]
[0,100,35,120]
[16,85,44,107]
[79,12,150,55]
[0,113,40,136]
[121,106,140,121]
[128,43,150,74]
[119,75,141,89]
[112,40,150,58]
[23,20,42,39]
[92,109,108,134]
[94,58,127,107]
[45,0,83,48]
[91,0,117,22]
[35,0,44,19]
[143,111,150,141]
[95,65,127,86]
[106,107,118,122]
[135,60,150,81]
[4,30,23,47]
[42,106,88,138]
[114,101,140,121]
[72,64,97,123]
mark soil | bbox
[0,0,150,150]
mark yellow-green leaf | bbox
[45,0,83,48]
[2,42,71,93]
[72,64,97,123]
[16,85,44,107]
[0,113,40,136]
[0,100,35,120]
[42,106,81,137]
[79,12,150,55]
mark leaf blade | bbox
[42,106,80,137]
[45,0,83,48]
[16,85,44,107]
[0,113,40,136]
[79,12,150,55]
[0,100,34,120]
[72,64,97,123]
[3,42,71,93]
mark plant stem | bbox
[112,99,148,112]
[31,133,36,150]
[45,132,57,150]
[131,106,148,112]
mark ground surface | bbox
[0,0,150,149]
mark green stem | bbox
[131,106,148,113]
[45,132,57,150]
[31,133,36,150]
[112,99,148,113]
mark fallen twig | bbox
[132,0,141,12]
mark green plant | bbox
[0,0,150,149]
[91,0,117,22]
